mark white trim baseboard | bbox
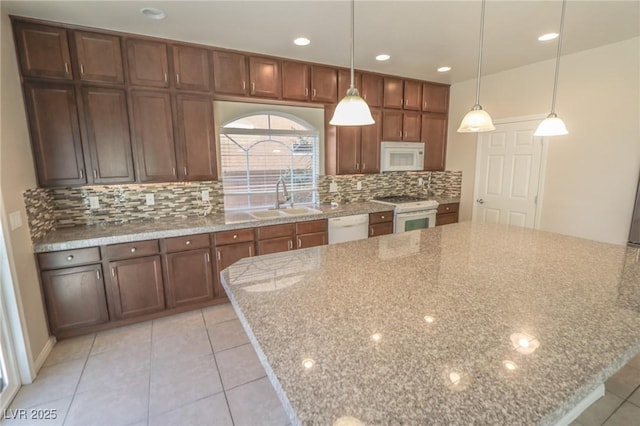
[32,336,55,377]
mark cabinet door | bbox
[383,77,404,109]
[213,51,248,95]
[311,65,337,103]
[403,112,422,141]
[24,82,86,187]
[361,73,383,107]
[126,39,169,88]
[131,91,177,182]
[422,114,448,171]
[172,45,212,91]
[382,110,403,141]
[338,68,361,99]
[249,56,281,98]
[282,61,309,101]
[257,237,295,255]
[175,94,217,180]
[369,222,394,237]
[109,256,165,319]
[360,108,381,173]
[14,22,72,80]
[296,232,327,249]
[165,248,214,308]
[422,83,449,113]
[403,80,422,111]
[336,126,362,174]
[41,264,108,335]
[215,242,255,297]
[74,31,124,83]
[82,87,135,184]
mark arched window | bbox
[220,112,319,210]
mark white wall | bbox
[447,37,640,245]
[0,10,54,381]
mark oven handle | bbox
[396,210,437,218]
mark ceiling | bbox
[3,1,639,84]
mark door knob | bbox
[477,198,485,204]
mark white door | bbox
[473,119,544,228]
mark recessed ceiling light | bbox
[437,66,452,73]
[375,54,390,61]
[140,7,167,20]
[538,33,559,41]
[294,37,311,46]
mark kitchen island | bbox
[220,222,640,425]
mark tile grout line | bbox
[203,308,236,426]
[600,383,640,425]
[61,334,96,426]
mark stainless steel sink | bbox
[247,206,322,219]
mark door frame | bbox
[472,114,550,229]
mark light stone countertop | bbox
[220,222,640,425]
[32,201,399,253]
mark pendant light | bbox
[457,0,495,133]
[330,0,374,126]
[534,0,569,136]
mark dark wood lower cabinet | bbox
[215,241,255,297]
[297,232,326,249]
[41,264,109,334]
[369,211,394,237]
[164,248,214,308]
[258,237,294,255]
[436,203,459,226]
[108,255,165,319]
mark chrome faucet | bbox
[275,177,291,209]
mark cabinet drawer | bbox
[437,203,459,214]
[297,232,327,249]
[296,219,327,235]
[164,234,211,253]
[257,223,295,240]
[105,240,159,259]
[370,222,394,237]
[436,212,459,226]
[257,237,294,255]
[369,211,394,224]
[38,247,101,270]
[214,228,255,246]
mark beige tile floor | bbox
[5,303,640,426]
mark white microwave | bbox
[380,141,425,172]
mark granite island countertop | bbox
[220,222,640,425]
[32,201,401,253]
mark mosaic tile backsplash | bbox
[23,171,461,241]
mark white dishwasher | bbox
[328,214,369,244]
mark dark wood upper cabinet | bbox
[336,125,361,175]
[383,77,404,109]
[82,87,135,184]
[403,111,422,140]
[282,61,310,101]
[24,82,86,187]
[361,73,383,107]
[175,94,217,181]
[403,80,422,110]
[382,110,403,141]
[172,45,212,91]
[164,248,214,308]
[74,31,124,83]
[14,22,72,80]
[213,50,248,95]
[422,83,450,113]
[311,65,337,103]
[108,255,165,320]
[422,113,448,171]
[360,108,382,174]
[126,38,169,88]
[130,91,177,182]
[249,56,281,98]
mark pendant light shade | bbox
[330,0,374,126]
[534,0,568,137]
[457,0,494,133]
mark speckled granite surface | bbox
[32,202,399,253]
[221,222,640,426]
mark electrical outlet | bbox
[9,211,22,230]
[201,190,210,201]
[145,193,155,206]
[418,177,424,186]
[356,181,362,190]
[329,181,338,193]
[89,196,100,210]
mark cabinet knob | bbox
[130,247,136,253]
[233,234,238,239]
[185,240,191,245]
[381,215,385,219]
[66,255,74,261]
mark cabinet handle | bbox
[164,72,168,83]
[96,270,101,280]
[288,240,293,250]
[233,234,237,239]
[305,88,309,97]
[80,64,85,75]
[172,167,176,176]
[242,81,246,90]
[183,166,187,176]
[298,238,302,248]
[93,169,97,179]
[404,131,408,138]
[370,227,374,236]
[176,74,180,84]
[313,88,316,97]
[130,247,136,253]
[205,252,210,262]
[356,163,359,170]
[217,251,221,261]
[66,255,74,261]
[80,169,84,179]
[185,240,191,245]
[249,245,253,256]
[362,163,366,170]
[64,62,69,74]
[251,82,255,94]
[424,101,428,110]
[111,267,115,277]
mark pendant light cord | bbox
[349,0,355,89]
[474,0,487,106]
[550,0,566,114]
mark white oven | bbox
[395,209,437,233]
